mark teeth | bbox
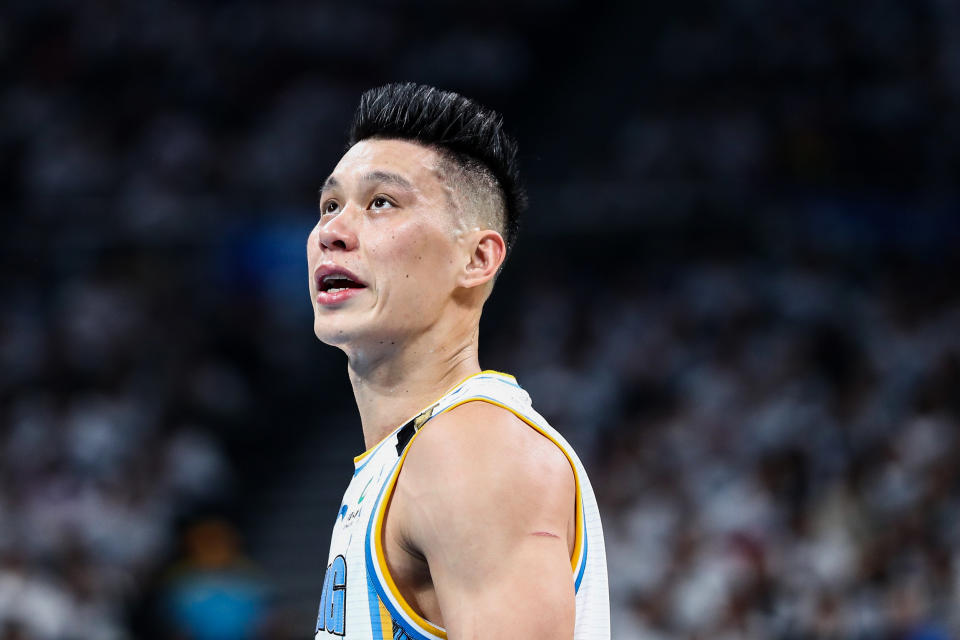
[327,287,347,293]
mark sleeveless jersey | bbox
[313,370,610,640]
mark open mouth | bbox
[319,274,366,294]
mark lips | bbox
[314,264,367,305]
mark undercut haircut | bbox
[347,83,526,260]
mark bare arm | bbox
[393,401,578,639]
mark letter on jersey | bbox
[316,555,347,636]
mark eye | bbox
[320,199,339,218]
[369,196,394,210]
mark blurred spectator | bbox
[159,519,271,640]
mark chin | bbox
[313,316,354,347]
[312,318,383,350]
[313,316,416,356]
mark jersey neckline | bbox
[352,369,517,466]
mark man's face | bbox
[307,138,471,349]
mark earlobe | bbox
[460,230,505,289]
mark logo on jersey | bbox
[338,475,376,528]
[315,555,347,637]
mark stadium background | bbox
[2,1,959,638]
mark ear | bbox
[458,229,506,289]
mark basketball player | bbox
[307,83,609,639]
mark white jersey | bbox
[314,370,609,640]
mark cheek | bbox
[372,223,459,308]
[381,223,457,279]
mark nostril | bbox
[319,237,349,250]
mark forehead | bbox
[327,138,444,189]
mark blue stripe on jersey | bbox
[365,458,397,560]
[354,456,373,477]
[575,504,588,592]
[472,374,522,389]
[365,552,435,640]
[371,586,434,640]
[452,393,528,412]
[488,375,522,389]
[366,578,385,640]
[364,459,439,640]
[355,434,395,476]
[449,374,521,398]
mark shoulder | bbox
[396,399,575,541]
[409,400,574,500]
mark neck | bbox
[346,323,482,451]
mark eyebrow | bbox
[319,171,415,195]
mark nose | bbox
[316,208,359,251]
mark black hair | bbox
[347,82,526,257]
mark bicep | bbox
[428,528,575,638]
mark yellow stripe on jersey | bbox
[436,398,586,573]
[378,597,393,638]
[369,395,586,640]
[480,369,517,380]
[353,370,514,464]
[372,445,448,638]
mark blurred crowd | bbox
[491,261,959,640]
[0,395,234,640]
[4,253,959,640]
[3,0,959,638]
[4,0,960,240]
[0,272,236,639]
